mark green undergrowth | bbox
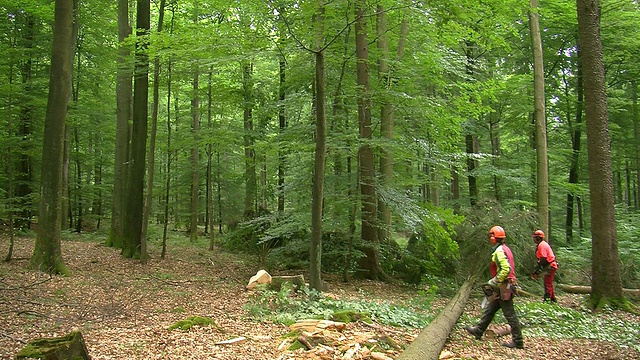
[519,301,640,351]
[459,300,640,351]
[244,282,436,328]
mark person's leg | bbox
[545,268,557,302]
[466,299,499,339]
[500,298,524,348]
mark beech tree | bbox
[576,0,624,307]
[30,0,74,274]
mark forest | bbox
[1,0,640,359]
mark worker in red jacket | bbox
[530,230,558,303]
[465,225,524,349]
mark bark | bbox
[376,4,392,244]
[632,80,640,210]
[576,0,624,304]
[558,284,640,297]
[566,50,583,243]
[108,0,132,248]
[141,0,165,263]
[30,0,74,275]
[190,63,200,242]
[162,57,173,260]
[123,0,150,259]
[4,61,15,261]
[243,61,256,218]
[465,42,478,206]
[16,13,35,230]
[206,69,215,249]
[277,33,286,214]
[355,0,381,279]
[529,0,550,236]
[310,0,326,292]
[397,280,473,360]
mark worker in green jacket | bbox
[465,225,524,349]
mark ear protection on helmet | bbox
[489,226,506,240]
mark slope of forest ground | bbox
[1,235,639,360]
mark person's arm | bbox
[491,248,511,283]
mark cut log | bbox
[558,284,640,297]
[484,324,511,338]
[15,331,91,360]
[397,280,473,360]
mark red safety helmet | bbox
[489,226,506,241]
[533,229,545,239]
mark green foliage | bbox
[245,284,434,329]
[518,301,640,352]
[167,316,215,331]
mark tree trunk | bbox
[141,0,165,263]
[376,4,392,244]
[123,0,150,260]
[277,30,286,215]
[397,280,473,360]
[309,0,326,292]
[529,0,550,237]
[30,0,74,275]
[243,61,256,219]
[4,61,15,261]
[190,65,200,241]
[206,68,215,249]
[632,80,640,211]
[576,0,625,306]
[566,51,583,244]
[465,42,478,207]
[356,0,381,279]
[558,284,640,297]
[108,0,132,249]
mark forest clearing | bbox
[1,235,638,360]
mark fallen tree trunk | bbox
[397,279,473,360]
[558,284,640,297]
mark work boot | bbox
[465,325,482,340]
[502,340,524,349]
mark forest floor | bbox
[1,235,639,360]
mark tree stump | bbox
[15,331,91,360]
[270,274,306,291]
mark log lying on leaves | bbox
[485,324,511,338]
[558,284,640,297]
[397,280,473,360]
[15,331,91,360]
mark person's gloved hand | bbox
[487,277,498,287]
[530,272,539,280]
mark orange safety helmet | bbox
[533,229,545,240]
[489,226,506,241]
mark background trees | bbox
[1,0,639,301]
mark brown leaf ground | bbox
[1,236,638,360]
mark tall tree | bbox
[29,0,74,275]
[529,0,549,237]
[309,0,326,292]
[355,0,381,279]
[189,5,200,242]
[141,0,166,262]
[108,0,132,248]
[242,61,256,218]
[123,0,150,260]
[566,49,583,243]
[576,0,624,307]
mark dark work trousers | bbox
[477,295,523,345]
